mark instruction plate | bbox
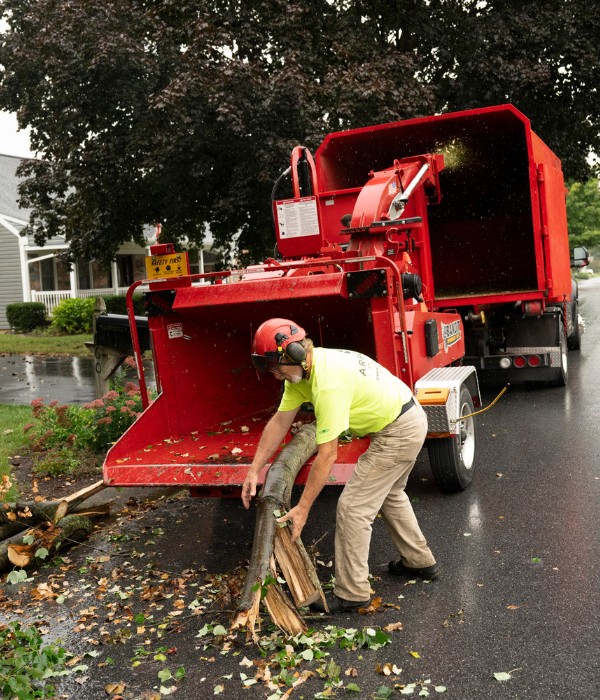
[275,196,320,239]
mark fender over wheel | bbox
[427,386,476,492]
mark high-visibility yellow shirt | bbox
[278,347,413,444]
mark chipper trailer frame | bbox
[102,109,558,496]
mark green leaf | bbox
[212,625,227,637]
[158,668,172,682]
[22,534,35,545]
[7,569,29,585]
[346,682,361,692]
[134,613,146,625]
[35,547,49,560]
[174,666,186,680]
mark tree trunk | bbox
[237,423,317,611]
[232,423,329,637]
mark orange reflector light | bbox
[514,356,526,368]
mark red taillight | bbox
[527,354,541,367]
[514,356,526,368]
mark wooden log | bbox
[0,522,28,541]
[232,423,332,635]
[2,515,93,572]
[0,480,106,525]
[236,423,317,613]
[274,523,322,608]
[263,557,306,637]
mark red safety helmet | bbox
[251,318,307,373]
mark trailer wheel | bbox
[427,386,476,492]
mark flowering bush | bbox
[84,382,144,451]
[25,379,146,476]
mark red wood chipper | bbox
[103,109,513,496]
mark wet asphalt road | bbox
[3,281,600,699]
[0,354,155,405]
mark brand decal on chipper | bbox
[441,320,461,351]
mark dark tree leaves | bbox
[0,0,598,265]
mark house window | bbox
[41,258,55,290]
[78,262,91,290]
[77,261,111,289]
[92,261,111,288]
[188,249,218,275]
[116,256,134,286]
[56,261,71,290]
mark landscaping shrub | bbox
[51,297,95,334]
[6,302,47,332]
[24,372,147,477]
[102,294,146,316]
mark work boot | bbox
[309,593,370,614]
[388,559,439,580]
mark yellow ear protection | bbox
[275,331,308,370]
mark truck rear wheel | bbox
[567,301,581,351]
[427,386,476,492]
[549,321,568,387]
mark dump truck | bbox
[102,104,573,497]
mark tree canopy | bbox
[0,0,599,265]
[566,180,600,249]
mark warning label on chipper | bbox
[275,197,320,238]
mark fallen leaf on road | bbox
[104,682,126,695]
[383,622,404,632]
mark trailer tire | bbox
[427,386,476,492]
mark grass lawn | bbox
[0,332,92,356]
[0,403,32,501]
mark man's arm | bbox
[276,437,338,541]
[241,408,299,509]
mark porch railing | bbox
[31,287,146,316]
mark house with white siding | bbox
[0,154,217,329]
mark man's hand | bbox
[241,472,258,509]
[276,504,309,542]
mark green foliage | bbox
[24,374,147,476]
[101,294,145,316]
[2,1,600,265]
[6,302,47,332]
[0,332,92,355]
[51,297,95,334]
[84,380,145,452]
[31,445,85,477]
[566,180,600,248]
[0,621,75,699]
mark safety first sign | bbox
[145,251,190,280]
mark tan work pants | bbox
[334,402,435,601]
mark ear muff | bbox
[284,341,306,364]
